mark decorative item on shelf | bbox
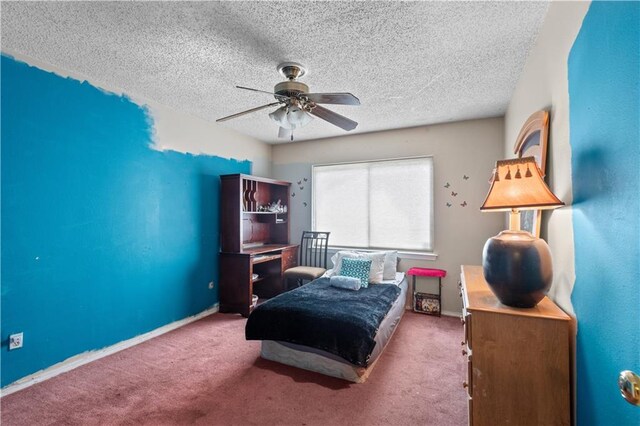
[267,199,286,213]
[256,203,287,213]
[480,156,564,308]
[251,294,259,308]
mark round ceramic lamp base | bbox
[482,230,553,308]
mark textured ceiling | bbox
[2,1,549,144]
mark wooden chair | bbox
[284,231,330,290]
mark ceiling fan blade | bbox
[309,105,358,131]
[305,93,360,105]
[236,85,290,100]
[277,126,292,140]
[216,101,281,123]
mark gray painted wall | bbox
[272,117,505,314]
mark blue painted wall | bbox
[1,56,250,386]
[569,2,640,424]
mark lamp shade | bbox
[480,156,564,212]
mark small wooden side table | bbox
[407,267,447,316]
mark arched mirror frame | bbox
[513,110,550,237]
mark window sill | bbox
[327,247,438,261]
[397,251,438,261]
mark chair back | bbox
[299,231,330,269]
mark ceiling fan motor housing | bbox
[277,62,306,80]
[274,81,309,98]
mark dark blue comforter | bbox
[245,277,401,367]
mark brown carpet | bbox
[1,312,467,425]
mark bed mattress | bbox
[246,273,404,366]
[259,275,408,382]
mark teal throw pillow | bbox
[339,258,372,288]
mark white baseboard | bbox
[1,304,219,397]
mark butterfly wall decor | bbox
[443,174,471,208]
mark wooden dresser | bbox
[460,265,571,426]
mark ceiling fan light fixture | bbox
[269,105,312,130]
[269,106,289,127]
[287,106,313,128]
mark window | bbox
[312,157,434,251]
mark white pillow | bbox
[331,250,385,284]
[330,250,399,279]
[382,250,398,280]
[329,250,351,272]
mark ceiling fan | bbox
[216,62,360,141]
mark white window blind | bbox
[312,157,434,251]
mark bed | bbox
[245,269,408,383]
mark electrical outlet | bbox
[208,281,215,290]
[9,332,23,350]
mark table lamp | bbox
[480,156,564,308]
